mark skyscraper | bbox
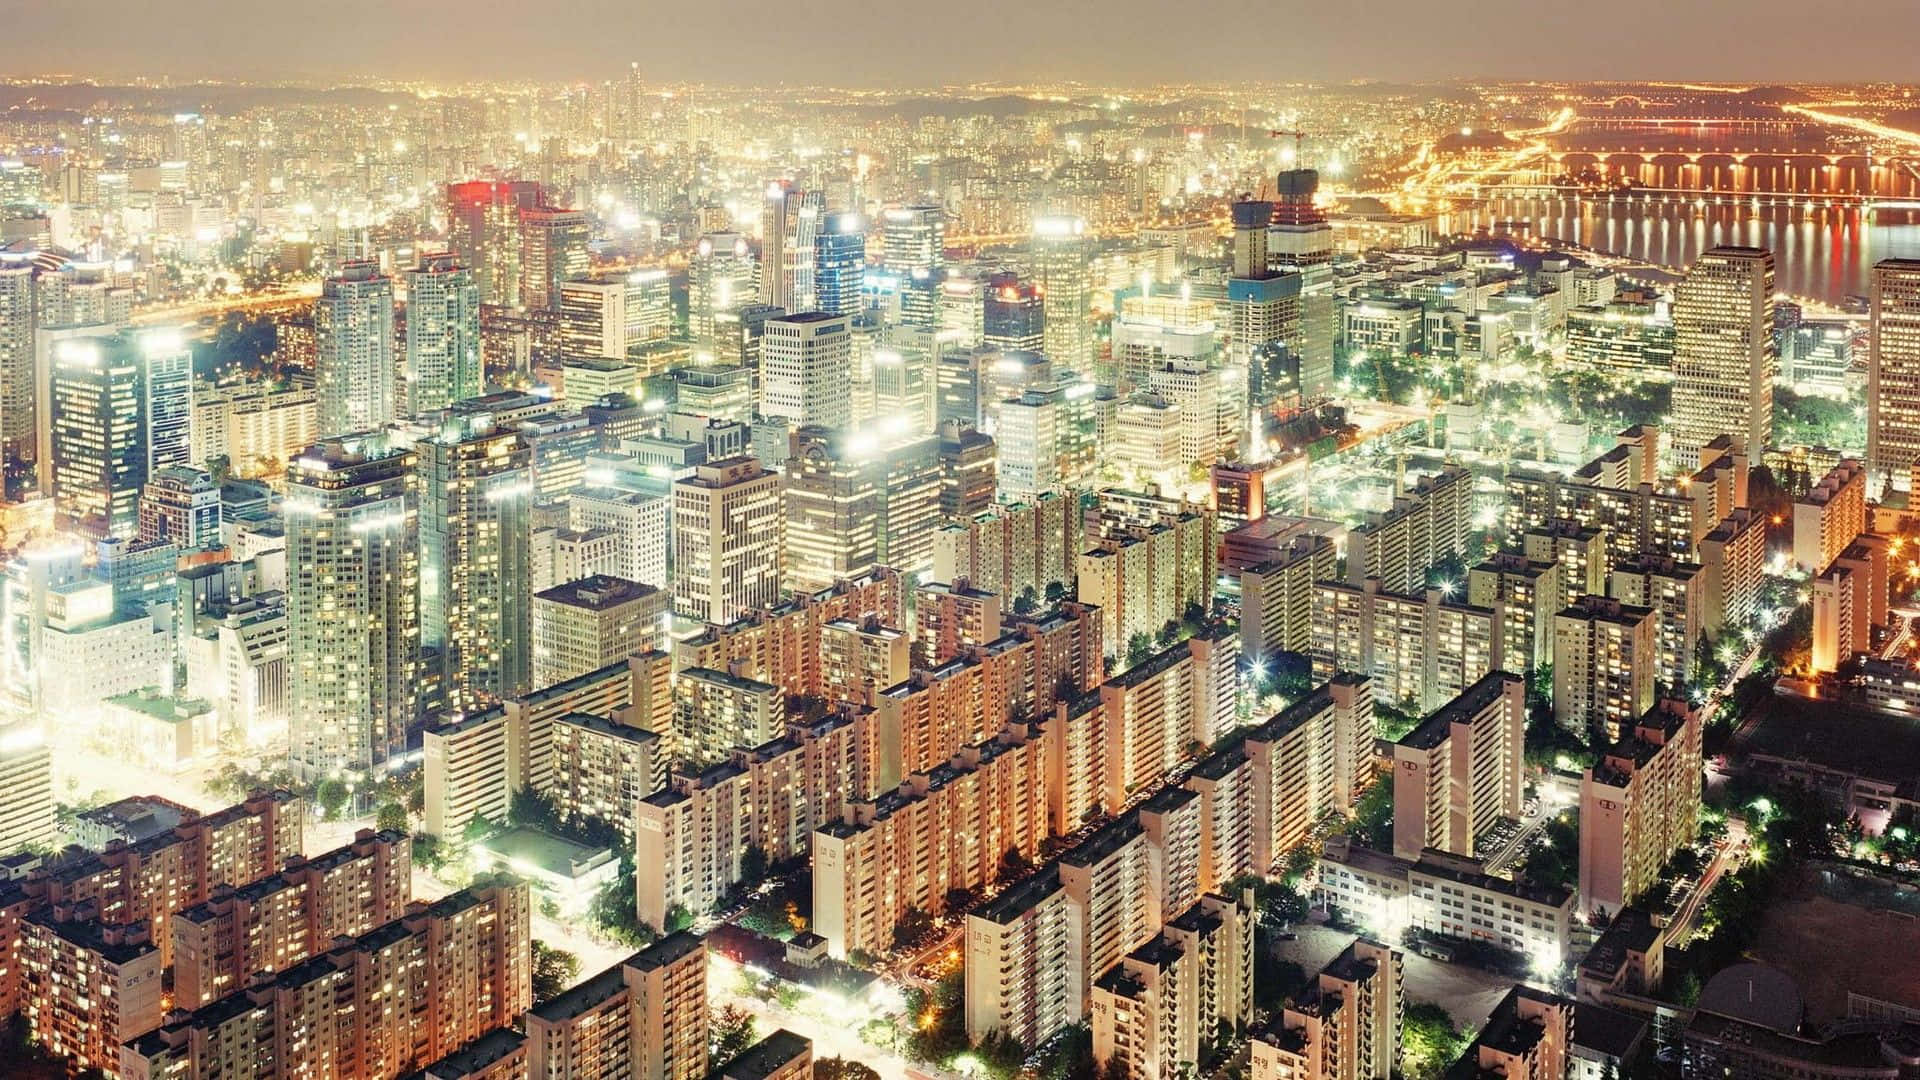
[48,328,189,539]
[518,206,590,312]
[982,271,1045,353]
[671,455,782,623]
[1268,169,1336,401]
[689,232,757,355]
[784,425,880,593]
[445,179,544,306]
[404,253,482,415]
[882,204,945,276]
[761,311,852,430]
[414,414,534,709]
[1031,214,1094,373]
[286,435,420,776]
[1671,246,1775,470]
[1869,258,1920,492]
[0,260,33,469]
[315,260,397,438]
[813,212,866,317]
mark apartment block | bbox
[550,713,664,835]
[913,578,1003,667]
[1241,534,1337,660]
[413,1029,529,1080]
[171,828,411,1009]
[1553,595,1657,742]
[1467,553,1561,673]
[813,722,1053,959]
[1450,987,1573,1080]
[714,1030,812,1080]
[124,881,531,1080]
[1311,579,1503,713]
[21,918,163,1077]
[819,617,911,706]
[674,666,781,767]
[1079,508,1215,663]
[1793,458,1867,573]
[932,492,1082,604]
[671,568,903,703]
[1346,463,1473,595]
[635,712,867,932]
[523,933,708,1080]
[1244,673,1375,872]
[1250,939,1402,1080]
[1578,699,1703,920]
[1697,508,1767,637]
[1091,892,1255,1080]
[1811,535,1890,674]
[1100,633,1239,810]
[1522,520,1609,611]
[1608,556,1704,691]
[966,867,1079,1048]
[1391,672,1524,860]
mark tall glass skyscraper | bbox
[814,212,866,317]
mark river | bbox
[1452,193,1920,306]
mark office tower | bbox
[525,934,709,1080]
[404,253,482,415]
[813,211,866,317]
[982,271,1045,352]
[882,204,944,276]
[47,334,140,537]
[315,260,397,438]
[0,261,32,467]
[0,728,54,853]
[762,182,796,311]
[570,486,669,589]
[285,435,421,776]
[1671,246,1775,469]
[559,276,647,361]
[1391,672,1525,860]
[1579,698,1702,920]
[445,179,544,306]
[518,206,590,312]
[1869,259,1920,491]
[1552,595,1656,743]
[790,192,826,313]
[141,328,194,475]
[937,420,995,519]
[761,311,851,430]
[671,456,782,623]
[138,465,220,548]
[1250,939,1403,1080]
[531,575,666,689]
[1268,170,1335,400]
[415,416,534,710]
[1031,215,1093,372]
[688,232,757,353]
[783,426,879,593]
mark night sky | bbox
[5,0,1917,87]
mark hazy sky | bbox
[6,0,1918,88]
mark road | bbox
[1882,608,1917,661]
[1664,817,1750,949]
[709,954,951,1080]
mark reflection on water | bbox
[1451,195,1920,305]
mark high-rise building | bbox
[315,260,397,438]
[1091,892,1255,1080]
[762,182,798,311]
[1031,215,1093,373]
[570,485,670,589]
[783,425,879,593]
[1671,246,1775,470]
[518,206,590,312]
[1391,672,1525,860]
[761,311,851,431]
[813,212,866,317]
[1250,939,1403,1080]
[286,435,421,776]
[671,456,783,623]
[982,271,1046,353]
[0,261,33,467]
[1552,595,1656,743]
[445,179,545,307]
[138,465,220,549]
[688,233,757,354]
[1579,698,1702,920]
[414,415,534,710]
[0,728,53,854]
[531,574,667,689]
[525,934,709,1080]
[405,253,482,415]
[47,334,138,538]
[1268,170,1336,401]
[881,205,944,276]
[1869,258,1920,492]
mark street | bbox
[1664,817,1750,949]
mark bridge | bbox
[1458,181,1920,219]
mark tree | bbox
[375,802,408,833]
[1126,632,1155,669]
[740,842,769,886]
[1014,586,1039,615]
[893,905,935,951]
[1045,581,1067,604]
[530,940,579,1003]
[1159,619,1181,647]
[509,786,561,831]
[1402,1002,1467,1080]
[711,1003,758,1065]
[315,779,349,821]
[815,1059,882,1080]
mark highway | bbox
[129,281,322,325]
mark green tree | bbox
[1045,581,1068,604]
[711,1003,759,1065]
[740,842,769,886]
[1013,586,1039,615]
[375,802,408,833]
[1402,1002,1467,1080]
[892,905,935,950]
[315,779,349,821]
[530,940,580,1003]
[816,1059,882,1080]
